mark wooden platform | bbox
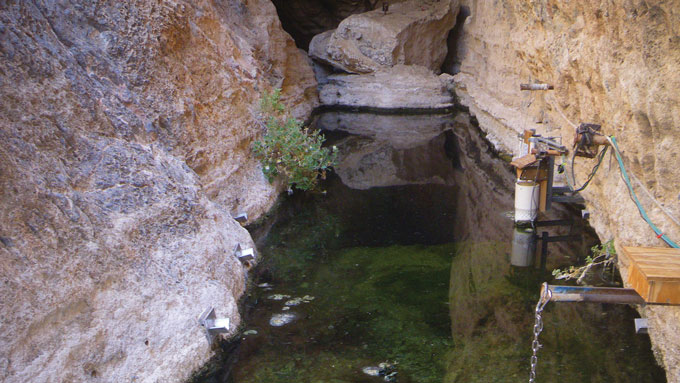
[622,246,680,304]
[510,154,538,169]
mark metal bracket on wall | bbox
[234,244,255,264]
[199,307,230,344]
[635,318,649,334]
[233,212,248,224]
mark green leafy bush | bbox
[552,240,617,284]
[252,89,336,191]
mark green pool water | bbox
[192,113,666,383]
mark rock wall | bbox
[447,1,680,380]
[0,1,316,382]
[319,65,455,109]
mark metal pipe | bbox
[575,133,610,146]
[544,234,581,243]
[541,284,645,304]
[535,219,573,227]
[540,232,549,270]
[520,83,554,91]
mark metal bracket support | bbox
[233,213,248,224]
[234,244,255,264]
[199,307,230,344]
[635,318,649,334]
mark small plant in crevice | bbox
[252,89,337,191]
[552,240,618,285]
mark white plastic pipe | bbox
[514,180,539,223]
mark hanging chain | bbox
[529,282,552,383]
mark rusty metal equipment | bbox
[511,130,570,215]
[520,83,554,91]
[573,123,609,158]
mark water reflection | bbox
[318,110,458,190]
[193,109,665,383]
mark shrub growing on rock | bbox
[253,89,336,191]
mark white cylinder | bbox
[511,227,536,267]
[514,180,539,223]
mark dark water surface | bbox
[195,111,665,383]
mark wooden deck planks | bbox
[622,246,680,304]
[510,154,538,169]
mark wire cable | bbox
[607,136,679,248]
[570,145,608,193]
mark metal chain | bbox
[529,282,552,383]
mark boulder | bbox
[319,65,456,109]
[309,0,459,74]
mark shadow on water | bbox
[192,110,665,383]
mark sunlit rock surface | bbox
[319,65,456,109]
[0,1,316,382]
[448,1,680,379]
[309,0,459,73]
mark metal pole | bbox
[540,231,548,270]
[535,219,573,227]
[545,234,581,243]
[520,83,554,91]
[545,156,554,211]
[541,284,645,304]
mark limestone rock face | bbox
[320,65,456,109]
[310,0,459,73]
[0,1,316,382]
[448,1,680,380]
